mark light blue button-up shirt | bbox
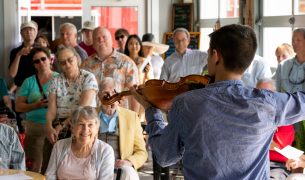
[276,56,305,93]
[241,55,272,88]
[145,80,305,180]
[160,49,208,83]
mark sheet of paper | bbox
[0,173,33,180]
[274,145,304,160]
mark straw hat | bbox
[79,21,95,32]
[20,21,38,31]
[142,33,169,54]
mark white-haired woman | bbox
[45,106,114,179]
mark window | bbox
[199,0,239,51]
[261,0,305,67]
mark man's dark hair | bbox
[209,24,257,73]
[115,28,129,38]
[30,47,51,59]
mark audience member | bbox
[9,21,38,87]
[15,47,58,172]
[241,54,272,87]
[81,27,139,112]
[125,34,153,84]
[160,28,208,83]
[131,24,305,179]
[97,77,147,180]
[142,33,169,79]
[275,28,305,152]
[115,28,129,53]
[275,43,294,64]
[41,46,98,174]
[34,35,55,69]
[0,123,25,170]
[256,78,294,180]
[58,22,88,61]
[35,35,50,49]
[78,21,96,56]
[45,106,114,179]
[9,20,38,133]
[0,77,12,109]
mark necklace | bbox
[288,62,305,85]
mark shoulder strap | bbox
[35,74,47,99]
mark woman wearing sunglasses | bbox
[41,46,99,174]
[15,47,59,173]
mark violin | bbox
[101,74,213,111]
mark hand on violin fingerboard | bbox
[130,86,152,109]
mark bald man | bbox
[81,27,139,112]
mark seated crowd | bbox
[1,20,305,180]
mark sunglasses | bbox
[115,35,125,41]
[33,57,48,64]
[58,55,75,66]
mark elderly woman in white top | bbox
[42,46,98,174]
[45,106,114,180]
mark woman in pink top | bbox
[45,106,114,179]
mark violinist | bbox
[160,28,208,83]
[131,24,305,179]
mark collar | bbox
[207,80,244,88]
[174,48,192,57]
[93,48,117,62]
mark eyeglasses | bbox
[115,35,125,41]
[58,55,75,66]
[33,57,48,64]
[288,62,305,85]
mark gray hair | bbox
[56,45,81,67]
[99,77,121,93]
[293,28,305,39]
[173,28,190,39]
[256,78,276,91]
[59,22,77,35]
[71,106,100,130]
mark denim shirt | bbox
[145,80,305,180]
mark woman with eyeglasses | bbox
[41,46,99,174]
[15,47,59,172]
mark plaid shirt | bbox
[0,123,25,170]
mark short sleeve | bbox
[17,77,31,97]
[48,76,59,94]
[82,71,99,92]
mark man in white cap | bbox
[8,20,38,134]
[9,21,38,87]
[79,21,96,56]
[142,33,169,79]
[160,28,208,83]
